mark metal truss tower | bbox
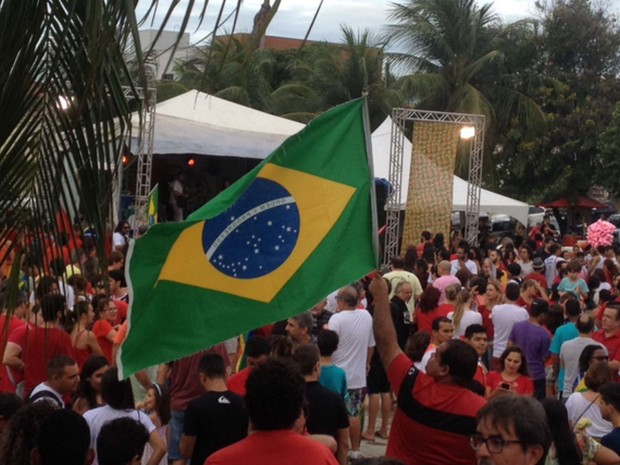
[383,109,485,265]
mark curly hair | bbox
[0,401,57,465]
[245,358,305,430]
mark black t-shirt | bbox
[184,390,248,465]
[305,381,349,438]
[390,296,412,350]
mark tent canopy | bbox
[371,117,530,226]
[131,90,305,159]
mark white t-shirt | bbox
[169,179,183,206]
[112,231,126,249]
[447,310,483,338]
[519,261,534,278]
[560,337,606,398]
[30,382,64,408]
[491,303,529,358]
[84,405,156,465]
[450,259,478,277]
[328,309,375,389]
[565,392,612,438]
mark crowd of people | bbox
[5,214,620,465]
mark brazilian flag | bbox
[147,184,158,226]
[119,98,378,377]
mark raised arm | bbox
[369,274,402,370]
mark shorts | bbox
[367,358,390,394]
[345,388,367,417]
[168,409,185,460]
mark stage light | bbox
[460,126,475,140]
[187,157,196,167]
[122,155,129,165]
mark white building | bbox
[138,29,192,80]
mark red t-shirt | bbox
[515,296,532,314]
[477,305,494,340]
[486,371,534,396]
[593,330,620,361]
[205,429,338,465]
[8,325,74,398]
[416,309,438,334]
[227,367,251,397]
[93,320,114,363]
[386,353,486,465]
[0,318,27,394]
[435,303,454,319]
[524,272,547,290]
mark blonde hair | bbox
[452,288,471,332]
[486,279,504,309]
[444,283,461,302]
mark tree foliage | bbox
[498,0,620,202]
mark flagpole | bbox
[361,96,380,268]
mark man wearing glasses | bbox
[472,396,551,465]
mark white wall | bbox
[138,29,191,80]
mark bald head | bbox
[437,261,451,276]
[336,286,359,309]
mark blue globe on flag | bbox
[202,178,301,279]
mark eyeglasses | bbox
[469,434,524,453]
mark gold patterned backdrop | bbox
[401,121,460,250]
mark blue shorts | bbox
[168,409,185,461]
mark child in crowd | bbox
[317,329,347,400]
[139,383,170,465]
[558,259,589,300]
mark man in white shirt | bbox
[327,285,375,460]
[544,244,563,289]
[491,282,529,369]
[30,355,79,408]
[450,241,478,276]
[560,314,607,399]
[169,171,187,222]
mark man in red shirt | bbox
[593,304,620,372]
[370,275,486,465]
[0,291,28,394]
[226,336,270,396]
[523,257,548,291]
[465,324,488,396]
[3,294,74,398]
[206,358,338,465]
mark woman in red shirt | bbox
[414,286,441,333]
[486,346,534,397]
[92,298,118,364]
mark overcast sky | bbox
[138,0,553,45]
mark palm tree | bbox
[386,0,546,178]
[0,0,291,310]
[288,26,405,128]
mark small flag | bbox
[119,98,377,377]
[147,184,159,226]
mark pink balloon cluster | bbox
[587,219,616,247]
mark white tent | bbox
[131,90,305,159]
[371,117,529,226]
